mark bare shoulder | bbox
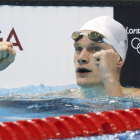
[130,88,140,96]
[121,86,140,96]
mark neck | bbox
[81,84,108,99]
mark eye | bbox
[94,48,101,51]
[75,47,82,52]
[90,47,101,52]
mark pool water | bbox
[0,84,140,139]
[67,130,140,140]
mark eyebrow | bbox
[74,43,81,46]
[74,43,102,47]
[87,43,101,47]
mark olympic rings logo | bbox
[131,37,140,54]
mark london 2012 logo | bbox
[131,38,140,54]
[126,27,140,54]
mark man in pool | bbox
[72,16,140,97]
[0,16,139,98]
[0,41,16,71]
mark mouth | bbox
[76,67,92,76]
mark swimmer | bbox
[72,16,140,97]
[0,41,16,70]
[1,17,139,98]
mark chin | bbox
[76,79,103,88]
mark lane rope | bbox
[0,108,140,139]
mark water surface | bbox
[0,84,140,140]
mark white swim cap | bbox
[80,16,128,61]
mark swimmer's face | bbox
[74,30,113,88]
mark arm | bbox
[103,76,124,97]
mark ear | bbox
[117,57,124,68]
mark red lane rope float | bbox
[1,108,140,140]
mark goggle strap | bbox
[79,33,88,35]
[102,38,112,46]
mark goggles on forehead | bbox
[71,31,112,46]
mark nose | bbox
[77,49,89,65]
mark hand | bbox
[93,49,120,81]
[0,41,16,71]
[93,49,124,97]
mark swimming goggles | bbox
[71,31,112,46]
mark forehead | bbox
[74,30,113,50]
[81,30,93,34]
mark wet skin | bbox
[74,30,114,88]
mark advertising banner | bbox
[0,6,113,88]
[114,7,140,88]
